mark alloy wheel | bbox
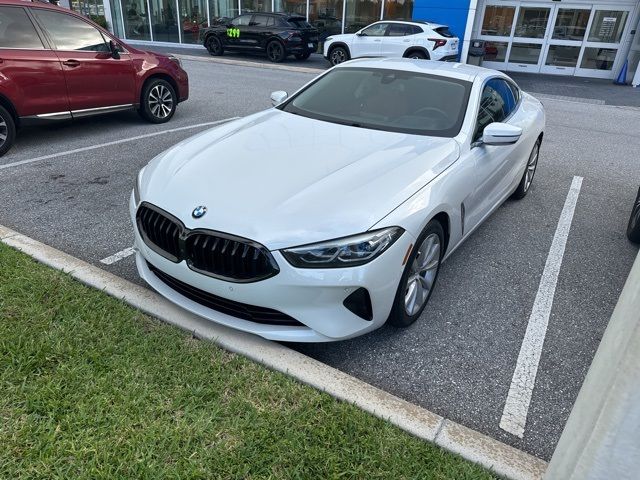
[148,84,173,119]
[330,48,346,65]
[524,142,539,193]
[267,42,283,62]
[404,233,441,316]
[0,116,7,149]
[208,37,221,54]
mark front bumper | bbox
[130,194,414,342]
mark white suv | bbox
[323,20,459,66]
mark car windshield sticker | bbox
[227,28,240,38]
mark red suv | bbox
[0,0,189,156]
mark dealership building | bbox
[67,0,640,80]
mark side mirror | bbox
[109,40,120,59]
[270,90,288,106]
[356,31,366,37]
[482,122,522,146]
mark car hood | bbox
[141,110,459,250]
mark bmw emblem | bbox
[192,205,207,219]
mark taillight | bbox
[286,31,302,41]
[430,39,447,50]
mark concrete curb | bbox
[174,53,325,74]
[0,224,547,480]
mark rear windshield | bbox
[287,18,313,29]
[434,27,454,38]
[279,67,471,137]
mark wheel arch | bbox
[403,47,430,59]
[0,93,19,127]
[430,211,451,255]
[327,41,351,57]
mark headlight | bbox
[325,37,333,42]
[281,227,403,268]
[133,167,145,206]
[168,54,182,68]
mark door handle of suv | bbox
[63,59,80,67]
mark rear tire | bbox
[139,79,177,124]
[266,41,286,63]
[205,35,223,56]
[512,139,541,200]
[627,187,640,243]
[295,51,311,60]
[0,105,16,157]
[328,46,349,66]
[387,220,444,328]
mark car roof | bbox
[374,19,447,29]
[242,11,305,19]
[0,0,66,11]
[333,58,502,83]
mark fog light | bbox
[343,288,372,321]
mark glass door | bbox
[575,6,632,78]
[506,4,553,72]
[477,2,517,70]
[540,6,591,75]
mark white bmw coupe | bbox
[132,59,545,342]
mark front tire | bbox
[139,79,177,124]
[0,105,16,157]
[387,220,444,328]
[512,139,540,200]
[266,41,286,63]
[205,35,223,56]
[627,187,640,243]
[328,46,349,66]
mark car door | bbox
[225,15,252,50]
[246,14,270,50]
[0,6,69,118]
[350,22,388,58]
[31,8,136,112]
[380,23,414,57]
[464,78,519,230]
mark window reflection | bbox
[180,0,208,43]
[383,0,413,21]
[123,0,151,39]
[208,0,237,25]
[345,0,381,33]
[149,0,179,42]
[481,5,515,37]
[309,0,343,41]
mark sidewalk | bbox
[137,43,640,107]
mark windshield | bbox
[279,67,471,137]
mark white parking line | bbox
[500,175,584,438]
[100,247,136,265]
[0,117,239,171]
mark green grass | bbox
[0,243,495,480]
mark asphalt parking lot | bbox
[1,56,638,461]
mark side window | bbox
[410,25,423,35]
[266,16,275,27]
[251,15,269,27]
[508,81,520,103]
[475,78,518,140]
[0,6,45,49]
[33,10,107,52]
[231,15,251,26]
[361,23,388,37]
[387,24,411,37]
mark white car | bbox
[323,20,459,66]
[132,59,545,343]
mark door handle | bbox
[63,59,80,67]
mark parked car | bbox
[0,0,189,156]
[323,20,459,66]
[628,187,640,243]
[202,12,319,62]
[131,59,544,342]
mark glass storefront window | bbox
[241,0,272,13]
[483,41,508,62]
[275,0,307,18]
[109,0,124,37]
[149,0,180,42]
[179,0,208,43]
[508,43,541,64]
[580,47,617,70]
[513,7,550,39]
[545,45,580,67]
[122,0,151,40]
[588,10,628,43]
[552,8,589,41]
[209,0,237,24]
[344,0,381,34]
[481,5,514,37]
[309,0,343,40]
[383,0,413,21]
